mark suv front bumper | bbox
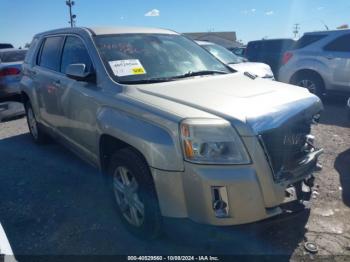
[151,137,321,226]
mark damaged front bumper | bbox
[152,136,323,227]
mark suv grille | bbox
[259,120,311,180]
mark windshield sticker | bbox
[108,59,146,77]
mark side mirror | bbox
[66,63,95,82]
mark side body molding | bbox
[97,107,184,171]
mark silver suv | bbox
[21,27,323,239]
[279,29,350,96]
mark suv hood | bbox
[132,73,323,135]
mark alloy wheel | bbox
[297,79,317,94]
[113,166,145,227]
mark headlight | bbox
[180,118,251,164]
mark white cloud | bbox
[265,10,274,16]
[242,9,257,15]
[145,9,160,17]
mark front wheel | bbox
[108,148,162,239]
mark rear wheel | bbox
[25,101,48,144]
[292,72,325,97]
[108,148,162,239]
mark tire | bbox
[25,101,48,144]
[292,72,325,97]
[108,148,162,239]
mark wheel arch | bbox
[97,107,184,173]
[290,69,325,86]
[99,134,149,175]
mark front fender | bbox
[97,107,184,171]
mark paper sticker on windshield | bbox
[108,59,146,77]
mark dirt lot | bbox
[0,99,349,261]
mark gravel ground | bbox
[0,100,349,261]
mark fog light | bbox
[211,186,230,218]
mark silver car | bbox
[279,29,350,96]
[21,27,323,239]
[197,41,274,79]
[0,48,27,100]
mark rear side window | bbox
[24,38,39,64]
[324,34,350,52]
[247,40,294,55]
[246,42,261,59]
[294,34,327,49]
[38,36,64,71]
[263,40,295,52]
[60,36,93,74]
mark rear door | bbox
[35,36,65,128]
[323,33,350,91]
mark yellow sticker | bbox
[132,67,145,74]
[108,59,147,76]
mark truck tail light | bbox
[0,68,21,78]
[282,52,293,65]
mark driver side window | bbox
[60,36,93,74]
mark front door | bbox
[323,33,350,91]
[57,35,100,161]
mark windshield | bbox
[0,50,27,63]
[94,34,231,84]
[201,43,244,64]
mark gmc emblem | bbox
[283,133,305,146]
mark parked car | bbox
[246,39,295,77]
[0,43,14,49]
[279,29,350,97]
[0,48,27,100]
[197,41,274,79]
[229,46,246,57]
[21,27,323,239]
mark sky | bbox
[1,0,350,48]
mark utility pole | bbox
[293,23,300,39]
[66,0,76,27]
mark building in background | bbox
[183,31,242,49]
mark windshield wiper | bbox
[118,70,228,85]
[119,78,178,85]
[173,70,228,79]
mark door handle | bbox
[325,56,334,60]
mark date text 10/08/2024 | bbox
[127,256,220,261]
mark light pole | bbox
[293,23,300,39]
[66,0,76,27]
